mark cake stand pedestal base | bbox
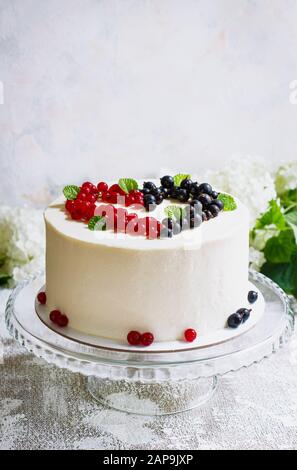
[87,376,219,415]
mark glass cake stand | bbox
[5,270,294,415]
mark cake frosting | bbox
[44,179,250,342]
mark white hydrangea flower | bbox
[250,225,280,251]
[0,206,45,286]
[204,157,277,227]
[275,161,297,195]
[249,247,266,272]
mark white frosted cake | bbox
[38,175,255,347]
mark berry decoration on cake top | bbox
[62,174,237,239]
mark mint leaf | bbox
[217,193,237,211]
[63,185,80,200]
[164,205,186,220]
[173,174,191,187]
[261,257,297,296]
[264,230,296,264]
[88,216,106,231]
[284,211,297,243]
[255,200,286,230]
[118,178,138,194]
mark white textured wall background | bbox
[0,0,297,205]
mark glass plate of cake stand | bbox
[5,270,294,416]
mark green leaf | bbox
[63,185,80,200]
[264,230,296,264]
[164,205,186,220]
[284,210,297,243]
[280,188,297,209]
[0,273,11,286]
[173,174,191,187]
[118,178,138,194]
[88,216,106,231]
[217,193,237,211]
[255,200,286,230]
[261,258,297,296]
[0,255,6,268]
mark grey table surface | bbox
[1,287,297,450]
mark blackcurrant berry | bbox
[178,189,189,202]
[211,191,218,199]
[227,313,242,328]
[202,212,208,222]
[210,199,224,211]
[180,178,193,191]
[151,187,162,197]
[190,182,199,196]
[155,195,163,205]
[144,194,156,204]
[160,187,169,199]
[198,193,212,207]
[236,308,252,323]
[198,183,212,195]
[141,187,151,195]
[208,204,220,217]
[248,291,258,304]
[170,187,180,199]
[160,175,174,189]
[143,181,156,191]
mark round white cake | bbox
[43,179,250,342]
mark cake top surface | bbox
[45,177,249,251]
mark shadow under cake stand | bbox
[5,270,294,415]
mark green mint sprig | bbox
[173,174,191,187]
[217,193,237,211]
[118,178,138,194]
[88,216,106,231]
[63,185,80,200]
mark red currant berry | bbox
[71,209,81,220]
[125,195,136,207]
[90,185,99,195]
[184,328,197,342]
[97,182,108,192]
[129,190,142,197]
[49,310,62,324]
[85,202,95,220]
[37,291,46,305]
[109,184,126,196]
[87,193,97,204]
[81,182,93,190]
[127,330,141,346]
[65,200,75,213]
[77,191,88,201]
[56,314,69,327]
[106,192,118,204]
[140,332,154,347]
